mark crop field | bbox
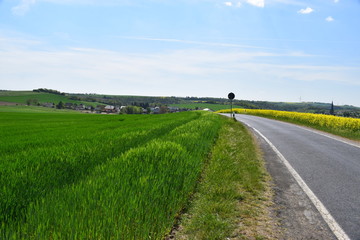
[0,105,80,113]
[0,91,101,107]
[0,111,222,239]
[218,108,360,140]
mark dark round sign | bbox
[228,92,235,100]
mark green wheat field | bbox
[0,111,223,239]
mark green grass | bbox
[170,103,243,111]
[0,111,223,239]
[0,105,79,113]
[175,116,276,239]
[0,91,101,107]
[0,91,40,96]
[0,110,273,239]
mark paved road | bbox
[234,114,360,240]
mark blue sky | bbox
[1,0,360,106]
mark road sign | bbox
[228,92,235,100]
[228,92,235,118]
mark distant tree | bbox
[159,106,168,114]
[69,96,81,101]
[26,98,39,106]
[97,105,106,112]
[330,101,335,115]
[56,101,64,109]
[343,111,351,117]
[120,106,142,114]
[33,88,65,95]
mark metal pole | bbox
[228,92,235,118]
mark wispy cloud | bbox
[326,16,334,22]
[10,0,314,15]
[1,32,359,106]
[11,0,133,15]
[298,7,314,14]
[117,36,284,50]
[268,0,305,6]
[1,34,358,92]
[246,0,265,8]
[12,0,36,16]
[0,35,43,50]
[223,1,243,7]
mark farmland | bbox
[218,108,360,141]
[0,111,224,238]
[0,91,101,107]
[0,105,79,113]
[2,90,360,117]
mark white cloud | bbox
[12,0,36,16]
[223,1,242,7]
[246,0,265,7]
[1,35,359,105]
[298,7,314,14]
[326,16,334,22]
[117,36,279,50]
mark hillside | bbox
[0,90,102,108]
[1,90,360,117]
[69,93,360,117]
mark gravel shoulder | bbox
[249,127,337,240]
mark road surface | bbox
[234,114,360,240]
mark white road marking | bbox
[238,113,360,149]
[292,124,360,149]
[242,121,351,240]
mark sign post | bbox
[228,92,235,118]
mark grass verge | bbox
[173,116,280,240]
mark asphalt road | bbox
[233,114,360,240]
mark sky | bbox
[1,0,360,106]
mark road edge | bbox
[241,120,350,240]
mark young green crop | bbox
[0,91,101,107]
[0,111,222,239]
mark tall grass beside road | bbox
[175,116,278,240]
[218,109,360,141]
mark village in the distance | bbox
[2,88,360,118]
